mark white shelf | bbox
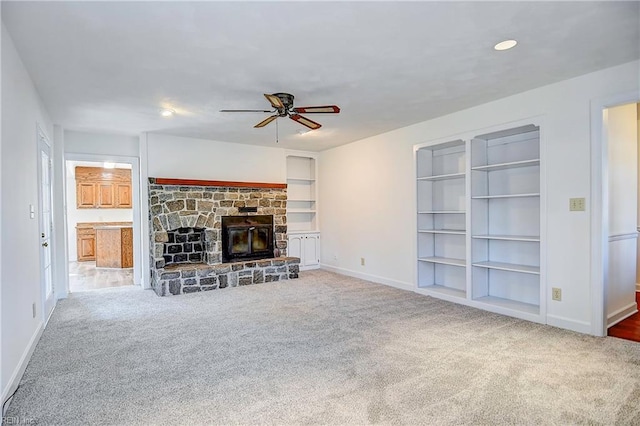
[419,229,466,235]
[472,234,539,242]
[420,285,466,298]
[417,172,465,181]
[472,261,539,275]
[474,296,539,315]
[287,177,315,182]
[287,155,317,233]
[418,256,466,267]
[472,193,539,199]
[418,210,466,214]
[472,159,540,172]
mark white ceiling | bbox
[3,1,639,151]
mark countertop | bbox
[76,221,132,230]
[94,225,133,230]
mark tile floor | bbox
[69,261,134,292]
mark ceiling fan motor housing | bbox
[272,93,295,111]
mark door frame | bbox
[62,153,145,292]
[590,90,640,336]
[37,124,56,324]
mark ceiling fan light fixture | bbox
[494,39,517,51]
[160,108,175,117]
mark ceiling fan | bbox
[220,93,340,130]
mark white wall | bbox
[146,133,286,182]
[608,104,638,236]
[65,162,133,262]
[606,103,638,325]
[1,24,54,400]
[64,130,139,158]
[319,60,640,334]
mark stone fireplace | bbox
[148,178,300,296]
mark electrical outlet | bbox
[552,288,562,301]
[32,302,36,318]
[334,254,338,261]
[360,257,365,266]
[569,198,586,212]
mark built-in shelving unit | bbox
[414,123,544,323]
[286,153,321,270]
[470,124,542,317]
[286,155,317,233]
[416,139,468,298]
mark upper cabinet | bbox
[75,167,132,209]
[286,154,318,232]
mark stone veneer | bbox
[155,258,300,296]
[148,178,297,296]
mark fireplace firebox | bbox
[221,215,274,263]
[163,227,206,266]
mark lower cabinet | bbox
[77,229,96,261]
[288,232,320,270]
[76,222,133,263]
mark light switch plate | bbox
[569,198,585,211]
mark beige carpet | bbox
[6,270,640,425]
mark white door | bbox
[39,134,55,322]
[303,234,320,267]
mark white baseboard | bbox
[607,302,638,328]
[2,323,44,415]
[546,314,592,335]
[319,264,414,292]
[300,264,320,272]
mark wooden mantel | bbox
[154,178,287,189]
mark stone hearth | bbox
[148,178,299,296]
[154,257,300,296]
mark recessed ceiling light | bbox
[494,39,517,51]
[160,108,175,117]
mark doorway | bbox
[65,158,137,292]
[605,102,640,342]
[591,95,640,336]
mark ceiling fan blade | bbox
[292,105,340,114]
[220,109,273,113]
[264,94,285,109]
[254,115,278,128]
[290,114,322,130]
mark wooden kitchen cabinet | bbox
[95,226,133,268]
[77,182,97,208]
[98,183,115,208]
[77,228,96,261]
[75,167,131,209]
[115,183,132,208]
[76,222,133,262]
